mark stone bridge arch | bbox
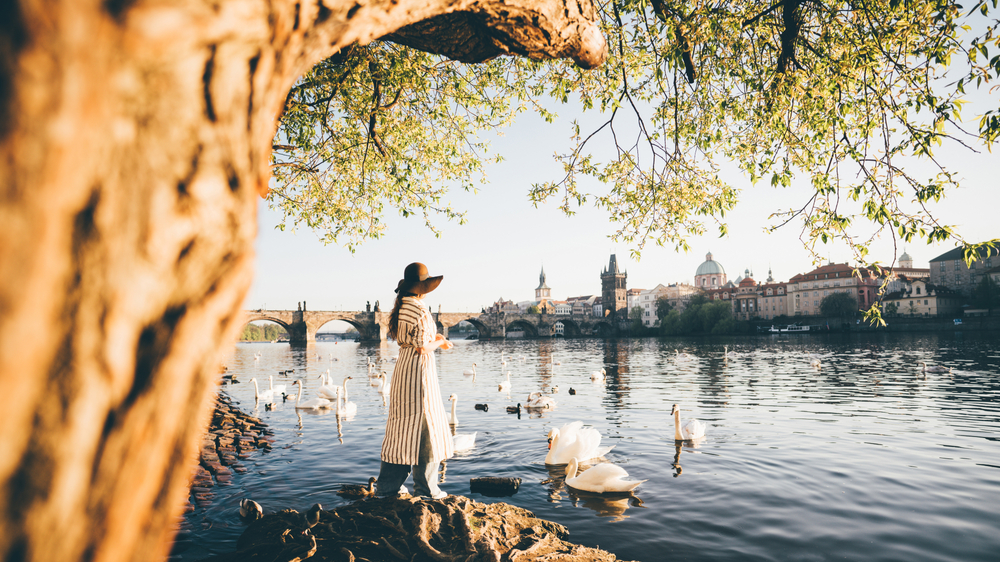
[552,317,584,337]
[243,312,293,332]
[590,320,615,337]
[435,313,493,339]
[313,316,369,339]
[506,319,539,338]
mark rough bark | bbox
[0,1,605,561]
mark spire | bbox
[608,254,619,274]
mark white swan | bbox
[564,457,645,493]
[341,377,357,414]
[525,392,556,410]
[463,363,478,376]
[590,368,606,381]
[249,378,275,401]
[810,357,822,368]
[448,393,460,425]
[452,431,477,452]
[317,372,339,400]
[368,363,379,378]
[672,404,706,440]
[545,421,615,465]
[378,372,391,395]
[336,386,357,417]
[675,350,690,360]
[269,375,286,397]
[292,380,332,410]
[919,361,951,374]
[498,371,511,392]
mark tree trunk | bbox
[0,1,605,561]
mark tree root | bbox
[210,495,631,561]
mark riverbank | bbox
[182,392,631,562]
[186,392,274,512]
[201,494,633,562]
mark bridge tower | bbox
[601,254,627,330]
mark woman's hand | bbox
[440,339,454,350]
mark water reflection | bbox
[542,463,644,522]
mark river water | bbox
[171,333,1000,562]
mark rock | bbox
[207,496,633,562]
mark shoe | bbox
[399,485,409,495]
[428,490,447,500]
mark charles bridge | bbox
[243,306,617,343]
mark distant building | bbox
[535,267,552,301]
[883,249,931,293]
[592,297,603,318]
[758,279,789,320]
[733,270,759,320]
[567,295,598,316]
[929,245,998,296]
[787,262,878,316]
[638,283,701,326]
[600,254,628,327]
[694,252,727,289]
[626,288,644,312]
[488,298,518,314]
[989,265,1000,285]
[553,301,572,315]
[882,279,961,317]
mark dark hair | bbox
[387,291,415,341]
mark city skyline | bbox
[246,105,995,315]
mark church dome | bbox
[695,252,726,276]
[900,251,912,262]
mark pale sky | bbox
[247,95,996,315]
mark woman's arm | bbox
[418,335,452,354]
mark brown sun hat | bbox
[395,262,443,295]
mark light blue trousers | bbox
[376,420,443,497]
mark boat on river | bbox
[768,323,817,333]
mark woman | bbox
[376,262,454,498]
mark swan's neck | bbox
[252,379,259,399]
[342,378,350,401]
[451,399,457,423]
[566,458,578,479]
[295,383,302,405]
[674,409,683,440]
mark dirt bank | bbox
[203,494,635,562]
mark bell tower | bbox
[600,254,627,323]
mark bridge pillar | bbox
[287,310,310,344]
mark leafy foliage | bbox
[271,43,549,250]
[656,296,674,321]
[820,291,858,317]
[660,295,737,334]
[270,1,1000,299]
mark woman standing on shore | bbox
[376,262,454,499]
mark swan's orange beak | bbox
[547,438,553,449]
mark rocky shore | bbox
[187,393,632,561]
[186,392,274,512]
[203,494,634,562]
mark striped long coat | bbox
[381,296,454,465]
